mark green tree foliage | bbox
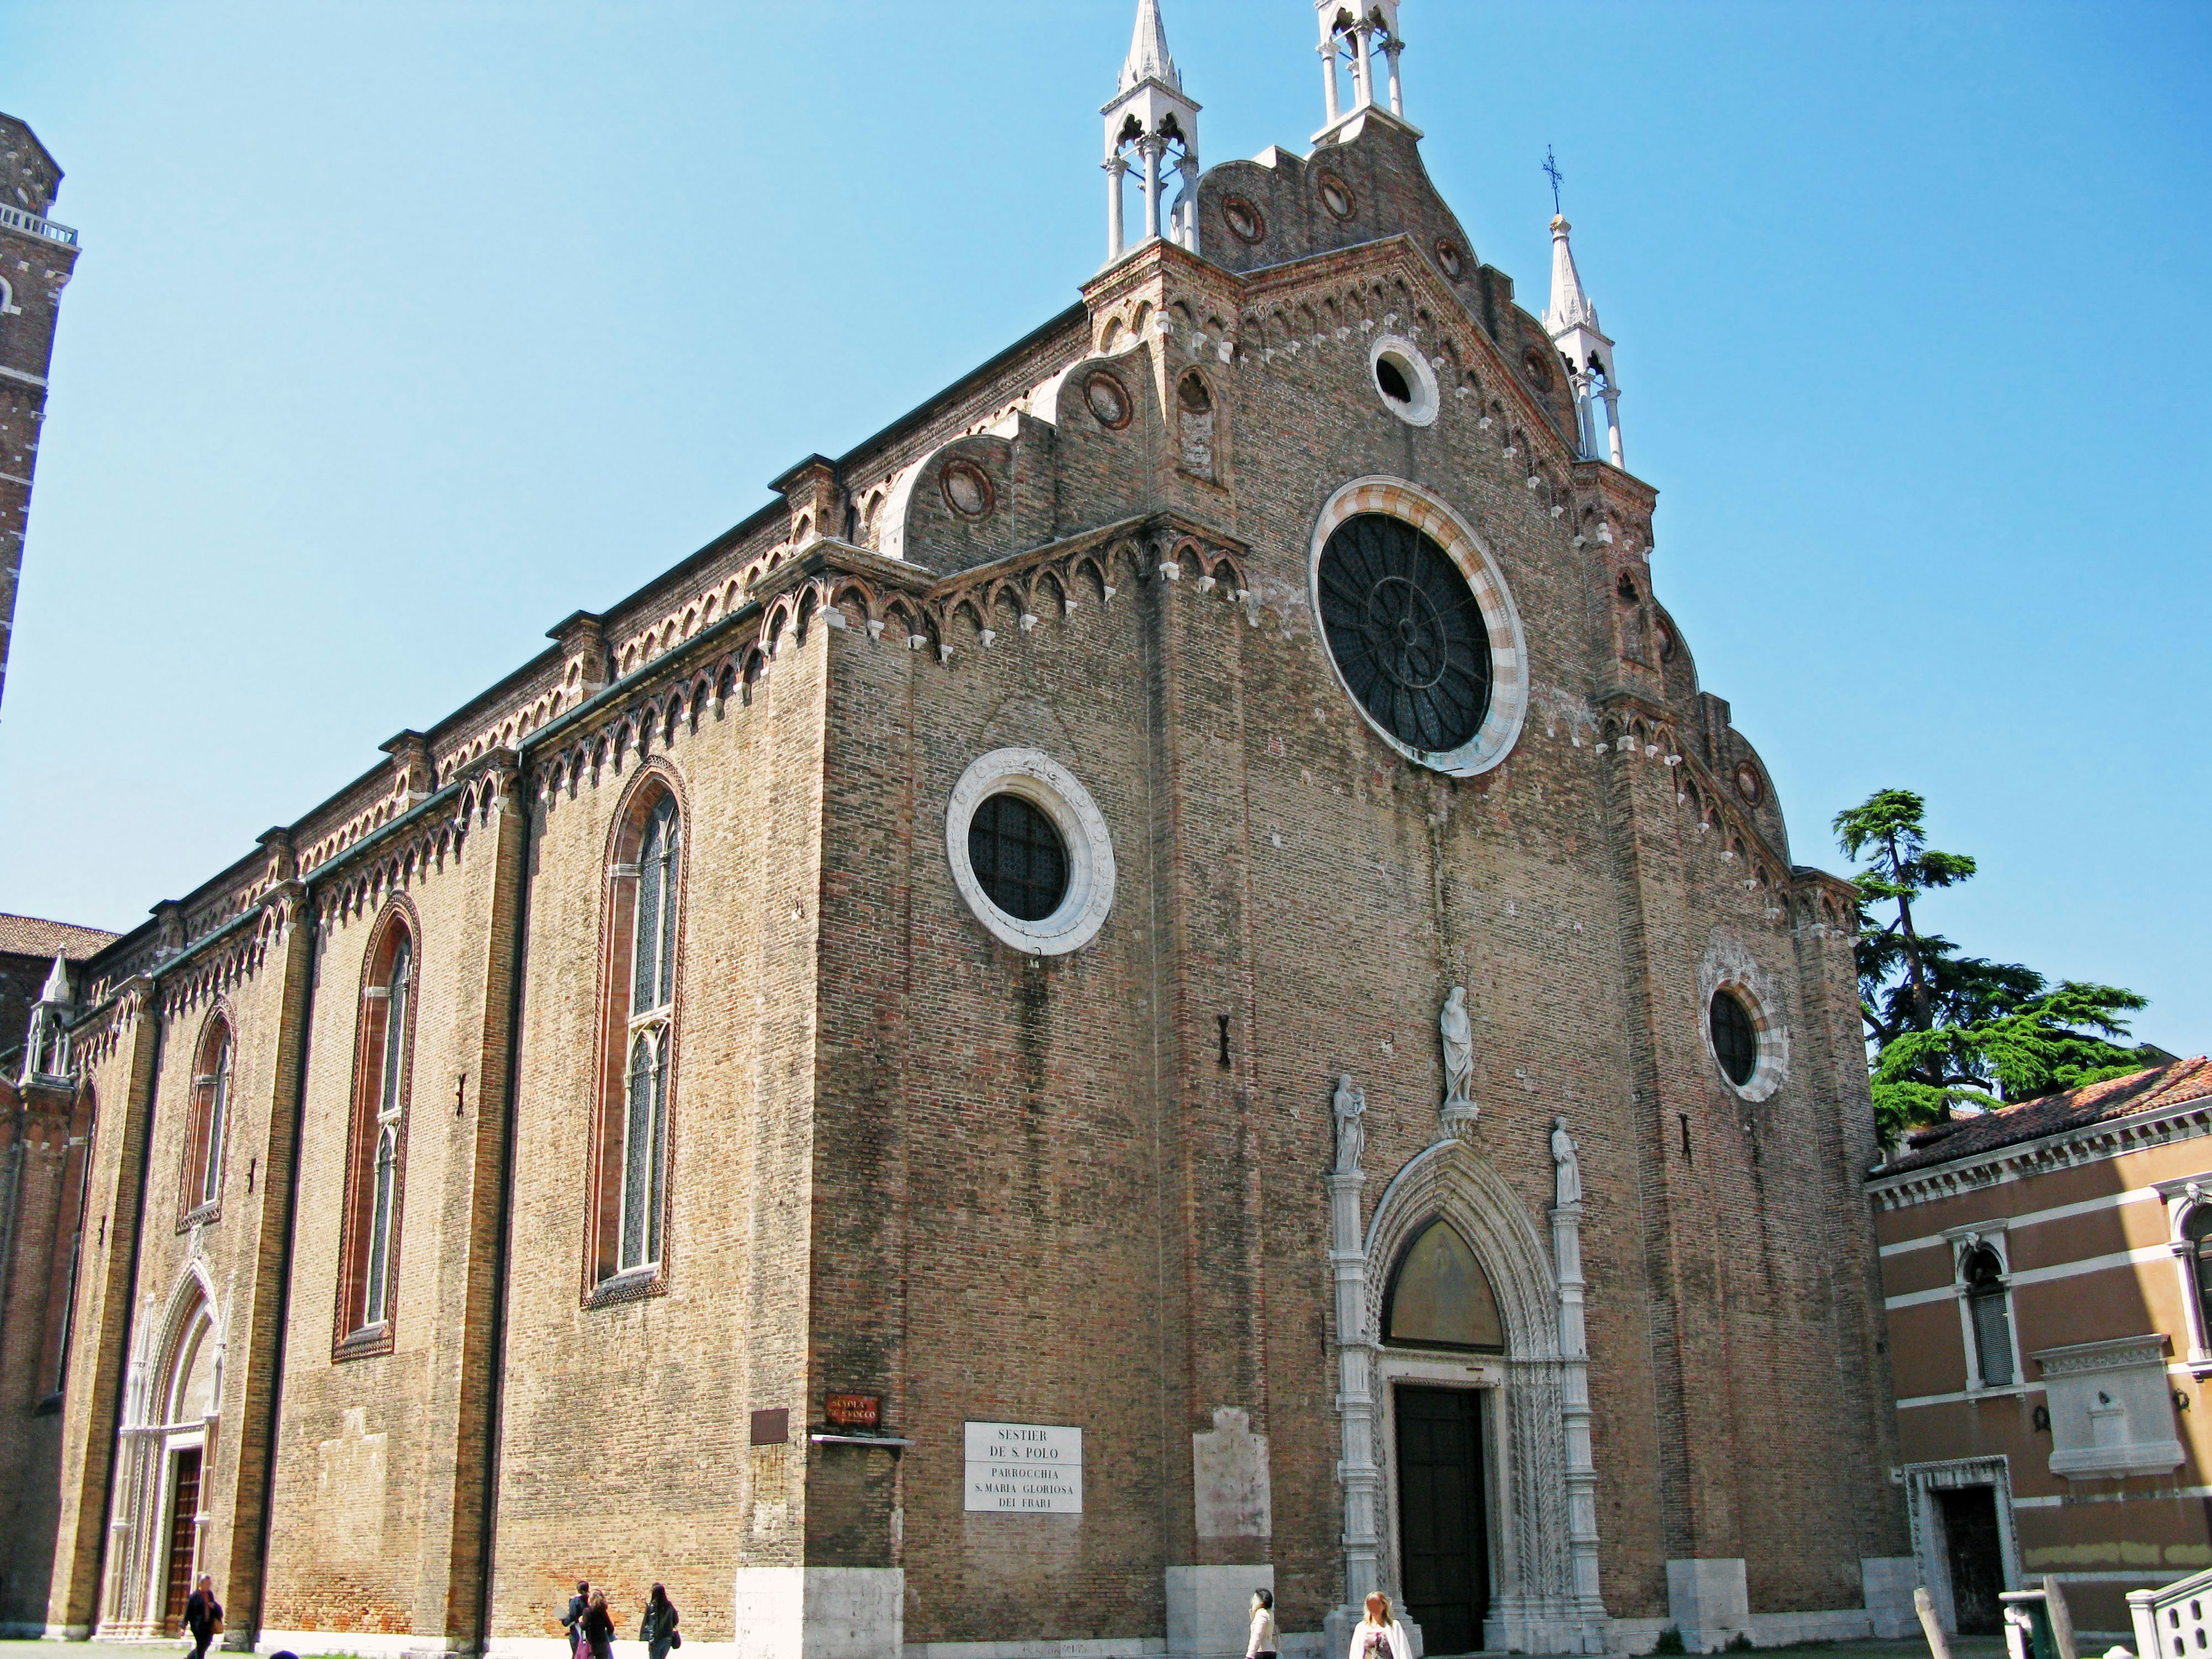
[1832,788,2150,1142]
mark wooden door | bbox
[1396,1386,1489,1656]
[162,1446,202,1634]
[1938,1485,2005,1635]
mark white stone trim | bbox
[1696,933,1787,1103]
[1352,1137,1607,1655]
[1880,1184,2160,1256]
[1368,334,1438,427]
[1307,477,1530,779]
[945,749,1116,956]
[1902,1456,2021,1637]
[1869,1093,2212,1211]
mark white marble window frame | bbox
[1945,1221,2024,1395]
[945,748,1116,957]
[1369,334,1440,427]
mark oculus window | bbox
[1384,1219,1505,1352]
[1709,989,1758,1088]
[1317,513,1492,757]
[968,794,1070,922]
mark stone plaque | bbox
[963,1421,1082,1514]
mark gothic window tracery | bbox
[339,915,414,1349]
[180,1018,232,1226]
[592,778,682,1293]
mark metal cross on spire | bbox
[1543,145,1564,215]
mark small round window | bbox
[945,749,1117,956]
[1709,989,1758,1086]
[1369,335,1438,427]
[967,794,1068,922]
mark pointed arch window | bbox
[338,918,415,1353]
[1384,1218,1505,1353]
[592,782,681,1296]
[179,1020,232,1227]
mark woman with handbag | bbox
[641,1584,680,1659]
[581,1590,615,1659]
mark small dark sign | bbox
[825,1393,881,1430]
[749,1408,789,1446]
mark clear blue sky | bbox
[2,2,2205,1056]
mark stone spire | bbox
[18,952,73,1085]
[1544,214,1624,469]
[1544,214,1600,336]
[1120,0,1180,93]
[1100,0,1202,263]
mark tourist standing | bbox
[1347,1593,1411,1659]
[1245,1588,1277,1659]
[183,1574,223,1659]
[581,1590,616,1659]
[561,1581,590,1655]
[641,1584,680,1659]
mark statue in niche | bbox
[1332,1074,1366,1177]
[1551,1115,1582,1208]
[1439,986,1477,1121]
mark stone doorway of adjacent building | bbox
[161,1445,203,1634]
[1395,1384,1491,1655]
[1936,1487,2004,1635]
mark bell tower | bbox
[0,112,78,719]
[1316,1,1406,132]
[1101,0,1202,263]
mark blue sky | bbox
[1,1,2206,1056]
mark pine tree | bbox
[1832,788,2151,1142]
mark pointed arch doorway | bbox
[100,1272,221,1638]
[1335,1137,1609,1656]
[1383,1218,1503,1654]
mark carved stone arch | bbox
[1357,1137,1601,1652]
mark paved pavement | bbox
[0,1645,2006,1657]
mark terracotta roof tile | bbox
[1877,1056,2212,1176]
[0,912,121,962]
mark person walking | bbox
[641,1584,680,1659]
[581,1589,616,1659]
[560,1581,590,1656]
[1347,1592,1411,1659]
[1244,1588,1277,1659]
[183,1574,223,1659]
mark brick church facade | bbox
[0,6,1913,1655]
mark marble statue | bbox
[1551,1115,1582,1207]
[1440,986,1476,1120]
[1332,1074,1366,1176]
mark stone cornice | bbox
[1868,1094,2212,1210]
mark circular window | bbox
[1316,513,1492,757]
[1733,760,1764,804]
[1222,195,1266,245]
[1710,990,1758,1087]
[1434,237,1465,279]
[1369,334,1439,427]
[1308,479,1529,778]
[945,749,1116,956]
[967,793,1067,921]
[940,460,994,520]
[1316,171,1355,219]
[1521,347,1556,392]
[1085,370,1132,430]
